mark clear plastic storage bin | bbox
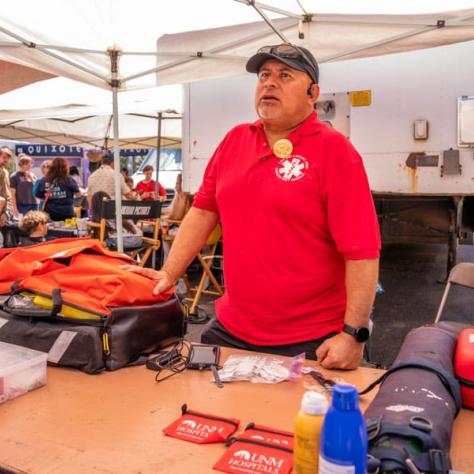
[0,342,47,404]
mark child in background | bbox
[19,210,49,246]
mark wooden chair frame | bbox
[88,198,162,267]
[166,222,224,315]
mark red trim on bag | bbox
[241,423,294,449]
[182,404,240,428]
[163,405,240,444]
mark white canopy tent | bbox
[2,1,474,89]
[0,78,182,148]
[2,0,474,250]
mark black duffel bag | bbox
[361,322,465,474]
[0,291,185,374]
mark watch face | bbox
[355,327,370,342]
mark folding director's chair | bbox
[182,223,224,317]
[88,198,162,267]
[434,262,474,323]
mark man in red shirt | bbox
[135,165,167,202]
[125,44,380,369]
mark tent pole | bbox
[155,112,162,195]
[0,25,105,82]
[111,86,124,253]
[152,112,163,269]
[123,19,297,83]
[108,46,124,253]
[245,0,289,42]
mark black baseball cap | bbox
[246,43,319,84]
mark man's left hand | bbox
[315,332,364,370]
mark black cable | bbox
[154,339,191,383]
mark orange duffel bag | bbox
[0,237,118,295]
[0,238,184,372]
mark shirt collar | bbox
[250,110,322,143]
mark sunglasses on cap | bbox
[254,43,318,84]
[257,44,313,65]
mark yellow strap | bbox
[20,292,102,321]
[102,332,110,353]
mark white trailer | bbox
[182,40,474,273]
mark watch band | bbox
[342,324,370,343]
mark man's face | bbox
[144,169,153,180]
[0,151,12,167]
[255,59,319,128]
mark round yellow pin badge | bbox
[273,138,293,159]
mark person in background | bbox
[32,159,52,210]
[69,166,83,188]
[35,157,81,221]
[123,43,380,369]
[135,165,167,202]
[121,167,129,178]
[10,153,37,217]
[86,153,135,208]
[124,176,139,200]
[69,165,87,212]
[161,173,193,220]
[0,146,13,227]
[18,210,49,246]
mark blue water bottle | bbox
[319,384,367,474]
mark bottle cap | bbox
[301,390,328,415]
[331,384,359,411]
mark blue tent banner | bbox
[15,144,149,158]
[16,144,83,157]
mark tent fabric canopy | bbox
[155,9,474,85]
[0,60,54,94]
[0,77,182,148]
[1,1,474,90]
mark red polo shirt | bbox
[135,179,167,200]
[193,112,380,346]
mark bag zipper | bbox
[229,437,293,454]
[181,404,239,428]
[19,289,107,322]
[244,422,293,438]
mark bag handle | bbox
[359,359,462,416]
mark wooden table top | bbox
[0,349,472,474]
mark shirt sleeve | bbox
[35,178,46,199]
[135,181,145,196]
[192,140,225,215]
[70,179,80,194]
[9,174,17,190]
[158,183,167,197]
[321,134,381,260]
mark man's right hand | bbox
[120,265,174,295]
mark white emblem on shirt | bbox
[275,156,308,182]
